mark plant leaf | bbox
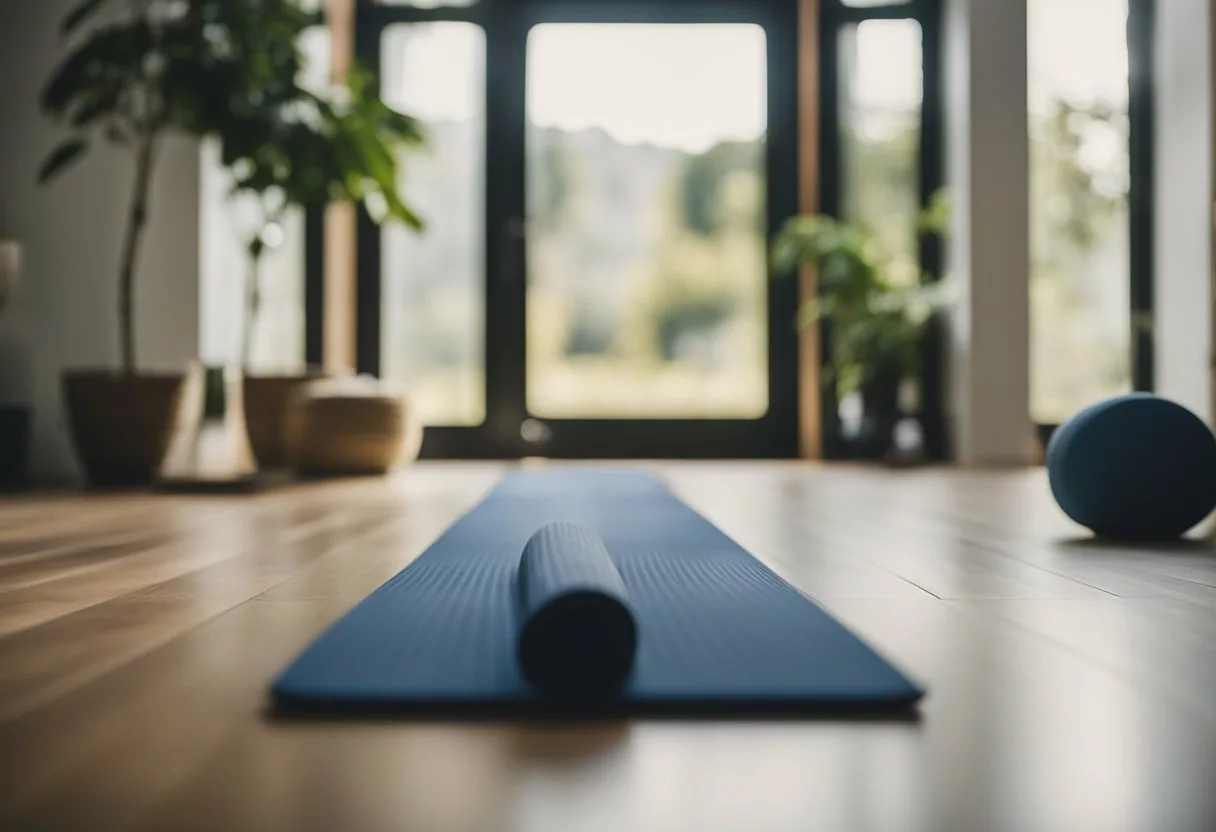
[104,122,130,144]
[41,22,154,118]
[381,185,424,230]
[379,109,426,146]
[39,138,89,183]
[70,85,123,129]
[61,0,108,38]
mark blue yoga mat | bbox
[273,470,924,716]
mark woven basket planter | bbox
[63,370,186,487]
[287,380,421,476]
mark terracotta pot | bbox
[243,373,318,468]
[62,370,186,487]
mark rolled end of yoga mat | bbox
[517,523,637,698]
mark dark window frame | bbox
[303,8,328,368]
[305,0,1155,456]
[817,0,1156,453]
[1029,0,1156,442]
[308,0,802,460]
[818,0,946,460]
[1128,0,1155,395]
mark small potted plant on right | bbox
[772,192,951,461]
[221,65,426,468]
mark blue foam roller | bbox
[1047,394,1216,540]
[272,469,923,716]
[517,523,637,698]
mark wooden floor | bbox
[1,463,1215,832]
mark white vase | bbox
[158,363,259,490]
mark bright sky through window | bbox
[384,8,1126,147]
[1029,0,1129,112]
[526,24,767,153]
[851,21,921,114]
[387,23,483,120]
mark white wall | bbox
[944,0,1035,466]
[1154,0,1214,425]
[0,0,201,478]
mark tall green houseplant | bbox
[224,65,426,367]
[221,60,427,470]
[38,0,326,485]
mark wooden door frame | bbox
[797,0,821,459]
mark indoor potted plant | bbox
[38,0,317,485]
[224,65,426,468]
[772,192,951,461]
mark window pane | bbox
[838,19,923,282]
[525,23,769,419]
[381,23,486,427]
[199,26,330,371]
[1029,0,1131,424]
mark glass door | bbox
[503,1,800,458]
[359,0,799,458]
[358,6,492,458]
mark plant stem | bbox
[118,127,159,375]
[241,205,288,370]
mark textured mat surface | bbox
[272,470,924,715]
